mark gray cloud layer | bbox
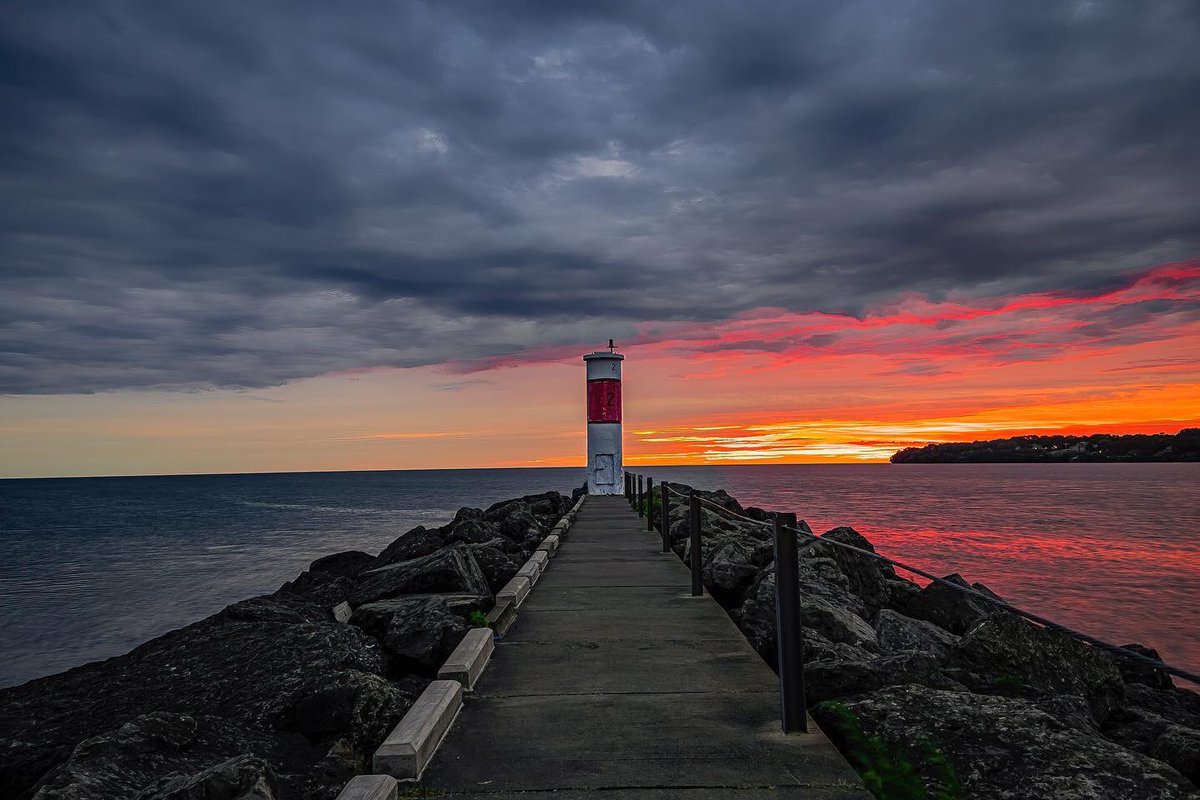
[2,1,1198,393]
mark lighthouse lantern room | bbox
[583,342,624,495]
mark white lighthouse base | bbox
[586,422,623,495]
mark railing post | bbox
[624,472,630,501]
[637,474,644,517]
[689,492,702,596]
[773,512,807,733]
[645,477,654,531]
[660,481,671,552]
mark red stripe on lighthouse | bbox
[587,379,622,423]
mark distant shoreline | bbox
[891,429,1200,463]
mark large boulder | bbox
[805,652,960,704]
[485,491,568,522]
[664,501,693,552]
[733,568,779,663]
[438,508,497,545]
[484,499,548,547]
[949,613,1125,725]
[290,671,406,749]
[882,576,921,613]
[1124,682,1200,730]
[802,629,877,665]
[223,594,337,626]
[347,594,487,641]
[701,534,765,607]
[32,720,291,800]
[1117,643,1176,690]
[873,609,959,663]
[1151,725,1200,785]
[797,556,869,619]
[349,546,492,606]
[801,595,878,652]
[376,526,445,566]
[529,491,570,518]
[308,550,376,579]
[696,488,746,516]
[1106,682,1200,783]
[1105,705,1200,785]
[138,753,277,800]
[904,573,1004,634]
[810,527,897,615]
[814,685,1196,800]
[26,712,203,800]
[466,539,524,593]
[274,571,352,606]
[733,567,877,667]
[380,597,470,674]
[741,506,772,523]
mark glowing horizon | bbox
[2,259,1197,478]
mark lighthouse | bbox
[583,341,624,495]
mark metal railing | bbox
[622,470,1200,736]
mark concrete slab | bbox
[531,558,685,588]
[422,692,858,791]
[333,774,397,800]
[515,584,704,610]
[437,627,494,690]
[501,606,744,644]
[514,560,541,586]
[535,533,560,554]
[495,576,530,608]
[373,679,463,780]
[529,549,550,570]
[484,596,516,635]
[549,540,669,559]
[477,639,776,695]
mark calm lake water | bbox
[1,464,1197,688]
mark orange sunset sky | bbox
[4,259,1196,478]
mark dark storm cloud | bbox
[1,0,1198,393]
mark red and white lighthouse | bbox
[583,342,624,495]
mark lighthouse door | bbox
[593,454,615,486]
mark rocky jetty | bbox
[0,491,572,800]
[659,484,1200,799]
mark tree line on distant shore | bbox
[890,429,1200,463]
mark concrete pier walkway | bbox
[421,495,871,798]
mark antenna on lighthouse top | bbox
[608,338,617,353]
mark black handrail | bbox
[773,511,807,732]
[689,490,702,597]
[646,477,654,531]
[660,481,672,552]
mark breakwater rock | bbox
[0,490,571,800]
[660,483,1200,799]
